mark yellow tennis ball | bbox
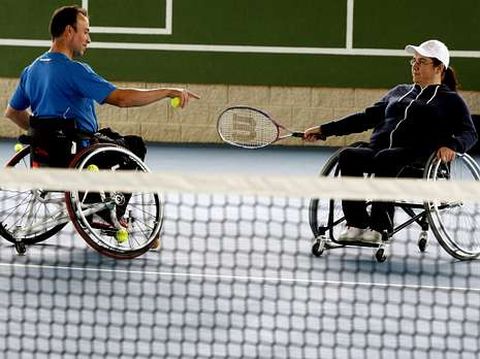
[86,164,99,172]
[14,143,23,153]
[115,228,129,243]
[170,97,181,108]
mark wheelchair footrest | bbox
[333,239,388,248]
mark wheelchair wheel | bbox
[425,153,480,260]
[65,144,163,259]
[309,142,368,243]
[0,146,68,245]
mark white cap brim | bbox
[405,45,428,57]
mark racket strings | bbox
[219,109,278,148]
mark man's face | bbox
[69,14,91,57]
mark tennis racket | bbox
[217,106,304,149]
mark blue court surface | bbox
[0,139,478,359]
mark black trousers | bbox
[337,146,430,232]
[93,127,146,161]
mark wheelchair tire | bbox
[424,153,480,260]
[65,144,163,259]
[309,142,368,242]
[0,146,68,244]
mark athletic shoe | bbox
[361,229,383,244]
[338,226,366,242]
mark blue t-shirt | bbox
[9,52,116,133]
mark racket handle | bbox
[291,132,305,138]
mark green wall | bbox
[1,0,479,90]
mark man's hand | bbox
[168,89,200,109]
[436,146,456,162]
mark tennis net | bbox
[0,167,479,358]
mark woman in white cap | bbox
[303,39,477,245]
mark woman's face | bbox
[410,54,443,87]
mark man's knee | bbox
[124,135,147,161]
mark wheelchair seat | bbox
[22,116,89,168]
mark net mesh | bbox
[0,167,479,358]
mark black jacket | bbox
[320,84,477,154]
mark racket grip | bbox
[291,132,305,138]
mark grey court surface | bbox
[0,139,479,359]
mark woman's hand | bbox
[303,126,326,142]
[436,146,456,162]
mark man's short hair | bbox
[49,5,88,39]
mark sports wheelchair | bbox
[309,142,480,262]
[0,118,163,259]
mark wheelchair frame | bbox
[309,142,480,262]
[0,143,163,259]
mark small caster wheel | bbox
[375,247,387,262]
[14,241,26,256]
[417,232,428,252]
[312,237,326,257]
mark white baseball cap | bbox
[405,39,450,68]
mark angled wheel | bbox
[65,144,163,259]
[311,236,326,257]
[309,142,368,242]
[425,153,480,260]
[0,146,68,245]
[417,231,428,252]
[375,247,387,262]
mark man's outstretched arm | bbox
[105,88,200,108]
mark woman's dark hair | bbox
[432,58,459,92]
[49,5,88,39]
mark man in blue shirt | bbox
[5,5,199,137]
[4,5,199,249]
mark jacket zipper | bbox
[388,87,426,148]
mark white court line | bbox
[81,0,173,35]
[0,262,478,293]
[1,38,480,58]
[3,0,480,57]
[346,0,354,50]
